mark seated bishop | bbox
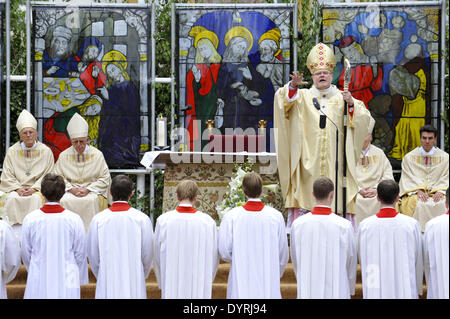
[54,113,111,230]
[352,117,394,228]
[0,110,54,239]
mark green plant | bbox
[129,189,150,214]
[295,0,323,84]
[216,161,278,221]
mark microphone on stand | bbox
[312,98,341,133]
[312,98,327,129]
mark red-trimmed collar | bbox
[242,200,265,211]
[311,206,332,215]
[376,207,398,218]
[176,205,197,213]
[41,204,65,214]
[109,202,131,212]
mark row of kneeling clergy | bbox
[0,177,448,300]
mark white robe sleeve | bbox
[153,219,162,288]
[278,215,289,277]
[1,222,21,285]
[211,224,220,281]
[21,217,32,270]
[289,225,298,278]
[347,228,357,295]
[423,225,432,298]
[0,151,22,192]
[141,216,154,279]
[87,217,100,279]
[218,215,233,262]
[414,222,424,296]
[73,216,88,285]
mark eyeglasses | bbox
[20,130,37,136]
[312,71,332,77]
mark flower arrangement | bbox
[216,161,278,221]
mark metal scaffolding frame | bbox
[2,1,447,224]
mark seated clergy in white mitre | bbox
[352,117,394,228]
[0,110,54,237]
[54,113,111,230]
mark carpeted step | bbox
[6,263,427,299]
[80,283,162,299]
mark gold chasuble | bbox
[399,147,448,231]
[54,145,111,230]
[354,144,394,226]
[274,84,372,213]
[0,141,54,224]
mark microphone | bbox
[312,98,326,129]
[312,98,321,110]
[312,98,342,133]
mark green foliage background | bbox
[3,0,449,220]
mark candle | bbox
[157,117,166,147]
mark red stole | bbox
[109,202,131,212]
[311,206,332,215]
[176,206,197,213]
[242,201,264,211]
[447,210,449,215]
[41,204,65,214]
[376,207,398,218]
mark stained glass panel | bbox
[322,3,442,169]
[176,5,295,152]
[32,4,151,168]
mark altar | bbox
[141,151,286,224]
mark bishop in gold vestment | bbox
[0,110,54,231]
[274,43,372,228]
[54,113,111,230]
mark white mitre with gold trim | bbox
[67,113,89,139]
[16,109,37,132]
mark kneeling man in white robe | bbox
[218,172,289,299]
[21,174,88,299]
[87,174,154,299]
[54,113,111,231]
[423,187,449,299]
[154,180,219,299]
[357,179,423,299]
[290,177,357,299]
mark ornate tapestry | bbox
[32,4,151,168]
[162,162,286,225]
[322,3,442,169]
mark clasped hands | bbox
[68,187,90,197]
[17,187,36,197]
[359,187,377,198]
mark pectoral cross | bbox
[26,169,31,177]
